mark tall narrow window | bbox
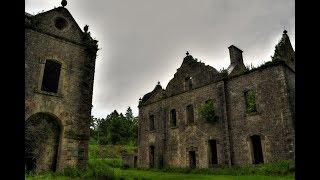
[149,145,155,168]
[208,140,218,166]
[186,105,194,124]
[250,135,264,164]
[244,90,257,113]
[41,60,61,93]
[185,77,193,90]
[170,109,177,127]
[149,115,155,131]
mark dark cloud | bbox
[26,0,295,118]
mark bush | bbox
[198,100,219,123]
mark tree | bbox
[125,106,133,120]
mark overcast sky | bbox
[26,0,295,118]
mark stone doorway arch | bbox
[25,113,61,173]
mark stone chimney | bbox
[227,45,246,75]
[228,45,243,65]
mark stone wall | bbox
[226,64,295,165]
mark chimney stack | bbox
[228,45,243,65]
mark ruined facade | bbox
[138,31,295,168]
[25,3,98,172]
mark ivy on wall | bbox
[245,90,257,113]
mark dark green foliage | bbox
[91,107,138,146]
[219,68,228,78]
[198,100,219,123]
[245,90,257,113]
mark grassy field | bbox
[26,167,294,180]
[26,140,295,180]
[113,168,294,180]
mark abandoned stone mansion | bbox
[137,30,295,169]
[25,1,98,172]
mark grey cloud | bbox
[26,0,295,118]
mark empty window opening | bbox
[209,140,218,166]
[250,135,264,164]
[149,146,155,168]
[244,90,257,113]
[149,115,155,131]
[54,17,68,30]
[41,60,61,93]
[170,109,177,127]
[189,151,196,169]
[186,105,194,124]
[185,77,193,90]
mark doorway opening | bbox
[209,140,218,166]
[149,145,155,168]
[250,135,264,164]
[189,151,196,169]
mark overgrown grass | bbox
[133,160,294,177]
[89,138,137,159]
[26,158,117,179]
[26,141,294,179]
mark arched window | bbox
[186,105,194,124]
[41,60,61,93]
[170,109,177,127]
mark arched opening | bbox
[250,135,264,164]
[25,113,61,172]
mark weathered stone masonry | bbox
[138,31,295,168]
[25,4,98,172]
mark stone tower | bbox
[25,2,98,172]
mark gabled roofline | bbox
[27,6,84,35]
[139,60,294,108]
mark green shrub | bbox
[198,100,219,123]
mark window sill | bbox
[34,89,63,98]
